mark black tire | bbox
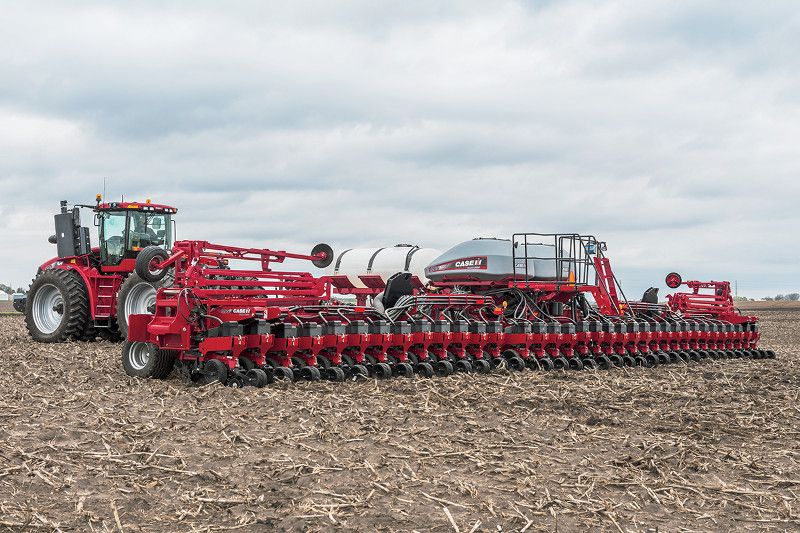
[416,362,435,378]
[622,355,636,367]
[594,355,611,370]
[644,353,658,367]
[25,269,90,343]
[299,366,321,381]
[434,360,453,377]
[273,366,294,381]
[553,356,568,370]
[122,340,175,379]
[568,357,584,371]
[135,246,171,282]
[116,272,173,339]
[454,359,473,373]
[766,350,776,359]
[609,354,624,367]
[202,359,229,385]
[473,359,491,373]
[538,357,554,371]
[634,355,646,366]
[371,362,392,379]
[582,358,598,370]
[525,357,540,371]
[12,297,26,313]
[238,356,256,371]
[329,367,346,382]
[246,368,270,387]
[349,364,369,380]
[310,243,334,268]
[393,362,414,378]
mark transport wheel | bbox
[609,354,624,367]
[135,246,171,282]
[415,362,434,378]
[594,355,611,370]
[538,357,554,371]
[372,362,392,379]
[272,366,294,381]
[202,359,229,385]
[310,243,334,268]
[329,367,346,382]
[25,269,89,343]
[245,366,269,389]
[393,362,414,378]
[567,357,584,371]
[238,356,255,371]
[116,272,174,339]
[299,366,321,381]
[644,354,658,368]
[434,360,453,377]
[454,360,473,373]
[665,272,682,289]
[473,359,491,373]
[507,356,526,372]
[121,340,175,379]
[525,357,540,371]
[582,358,598,370]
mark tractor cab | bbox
[94,197,177,271]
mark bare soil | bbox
[0,310,798,532]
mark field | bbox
[1,307,799,532]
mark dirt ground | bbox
[0,309,798,532]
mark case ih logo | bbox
[429,256,488,272]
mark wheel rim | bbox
[124,282,157,319]
[147,256,164,277]
[32,283,64,334]
[127,341,151,371]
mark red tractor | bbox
[25,195,178,342]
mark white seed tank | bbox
[326,245,443,288]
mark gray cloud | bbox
[1,1,798,300]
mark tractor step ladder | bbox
[93,277,118,328]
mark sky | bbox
[0,1,798,300]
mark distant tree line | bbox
[0,284,24,295]
[763,293,800,301]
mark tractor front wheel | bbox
[25,269,89,342]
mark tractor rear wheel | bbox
[122,340,175,379]
[116,272,174,339]
[25,269,90,343]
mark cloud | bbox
[0,0,799,300]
